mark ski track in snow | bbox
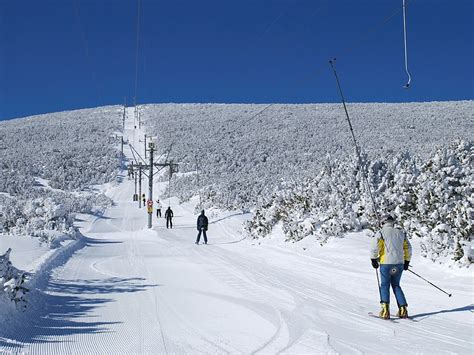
[1,108,473,354]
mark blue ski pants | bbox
[379,264,407,306]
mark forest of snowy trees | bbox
[142,102,473,267]
[0,106,122,307]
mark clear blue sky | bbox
[0,0,472,120]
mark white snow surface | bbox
[1,107,473,354]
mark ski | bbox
[368,312,416,322]
[368,312,398,322]
[390,315,417,322]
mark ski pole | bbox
[376,268,382,302]
[408,268,452,297]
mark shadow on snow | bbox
[410,304,474,320]
[0,276,159,350]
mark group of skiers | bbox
[153,199,209,244]
[155,199,174,229]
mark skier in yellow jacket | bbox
[370,215,412,319]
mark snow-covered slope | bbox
[141,102,473,267]
[0,106,123,309]
[1,107,472,353]
[141,101,472,207]
[0,106,122,238]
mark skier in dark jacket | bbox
[195,210,209,244]
[165,207,174,229]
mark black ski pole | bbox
[408,268,452,297]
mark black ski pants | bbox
[156,209,161,218]
[166,217,173,229]
[196,228,207,244]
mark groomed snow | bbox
[1,107,472,354]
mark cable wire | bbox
[134,0,142,105]
[329,59,382,227]
[402,0,412,88]
[72,0,103,105]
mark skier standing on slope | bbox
[370,215,412,319]
[165,207,174,229]
[195,210,209,245]
[156,199,162,218]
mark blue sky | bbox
[0,0,472,120]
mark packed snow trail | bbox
[1,108,472,354]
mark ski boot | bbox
[379,302,390,319]
[397,305,408,319]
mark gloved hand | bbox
[371,259,379,269]
[404,260,410,270]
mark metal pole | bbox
[168,160,173,207]
[138,163,142,208]
[144,135,147,159]
[408,269,452,297]
[134,165,137,195]
[121,136,124,160]
[122,100,126,131]
[375,269,382,302]
[195,155,201,207]
[148,143,154,229]
[329,59,382,228]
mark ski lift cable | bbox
[402,0,412,88]
[291,0,414,92]
[329,59,382,228]
[157,1,413,206]
[72,0,103,105]
[128,143,147,165]
[134,0,142,105]
[174,104,273,169]
[164,0,409,168]
[128,143,139,165]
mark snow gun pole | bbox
[408,268,452,297]
[328,58,382,228]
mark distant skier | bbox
[165,207,174,229]
[370,215,412,319]
[195,210,209,245]
[156,199,162,218]
[142,193,146,206]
